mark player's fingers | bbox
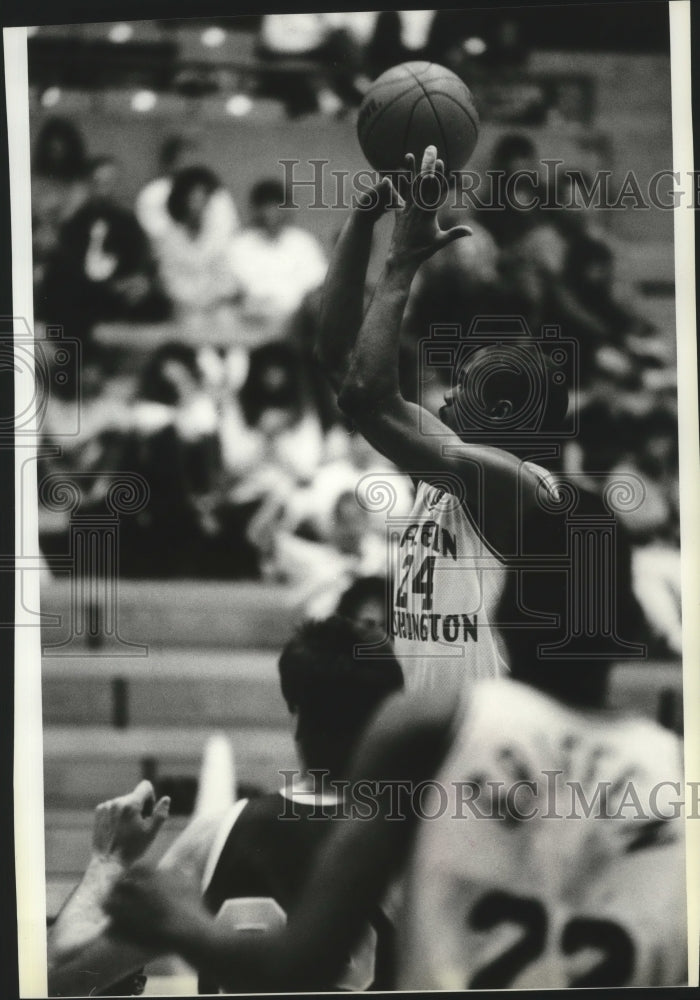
[404,152,416,178]
[435,157,445,176]
[379,175,404,210]
[420,145,438,175]
[129,780,156,815]
[384,178,406,211]
[150,796,171,833]
[440,225,472,247]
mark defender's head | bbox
[278,616,404,781]
[438,344,569,444]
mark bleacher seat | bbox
[43,648,287,727]
[40,579,301,652]
[44,725,295,809]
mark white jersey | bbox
[397,678,687,989]
[390,478,509,695]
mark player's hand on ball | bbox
[106,864,208,951]
[92,780,170,867]
[355,174,401,222]
[388,145,471,265]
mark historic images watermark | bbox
[9,317,150,655]
[277,768,698,823]
[278,159,699,212]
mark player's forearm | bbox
[339,254,418,412]
[316,209,376,392]
[48,857,154,996]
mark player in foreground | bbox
[104,565,687,989]
[47,616,403,996]
[315,144,573,695]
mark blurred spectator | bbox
[38,355,134,564]
[37,156,169,352]
[135,134,239,247]
[605,407,681,657]
[366,11,437,77]
[242,417,413,617]
[257,14,368,116]
[229,179,327,327]
[425,9,528,75]
[116,343,257,578]
[32,116,89,221]
[559,238,652,365]
[247,479,386,619]
[229,340,326,487]
[33,115,87,183]
[146,165,240,319]
[32,117,90,294]
[475,133,545,249]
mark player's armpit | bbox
[342,393,551,556]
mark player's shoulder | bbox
[609,711,684,774]
[521,459,561,499]
[229,792,285,827]
[467,678,683,778]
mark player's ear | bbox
[490,399,513,421]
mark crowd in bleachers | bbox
[33,101,682,656]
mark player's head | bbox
[336,576,390,633]
[278,616,404,780]
[250,178,287,236]
[438,344,569,444]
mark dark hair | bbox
[239,341,306,427]
[278,616,404,779]
[490,133,536,170]
[250,178,286,208]
[457,344,569,436]
[565,236,614,280]
[136,342,201,405]
[167,166,221,224]
[33,116,87,181]
[336,576,390,626]
[159,134,195,173]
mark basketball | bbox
[357,62,480,174]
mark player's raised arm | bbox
[315,175,397,391]
[338,146,471,413]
